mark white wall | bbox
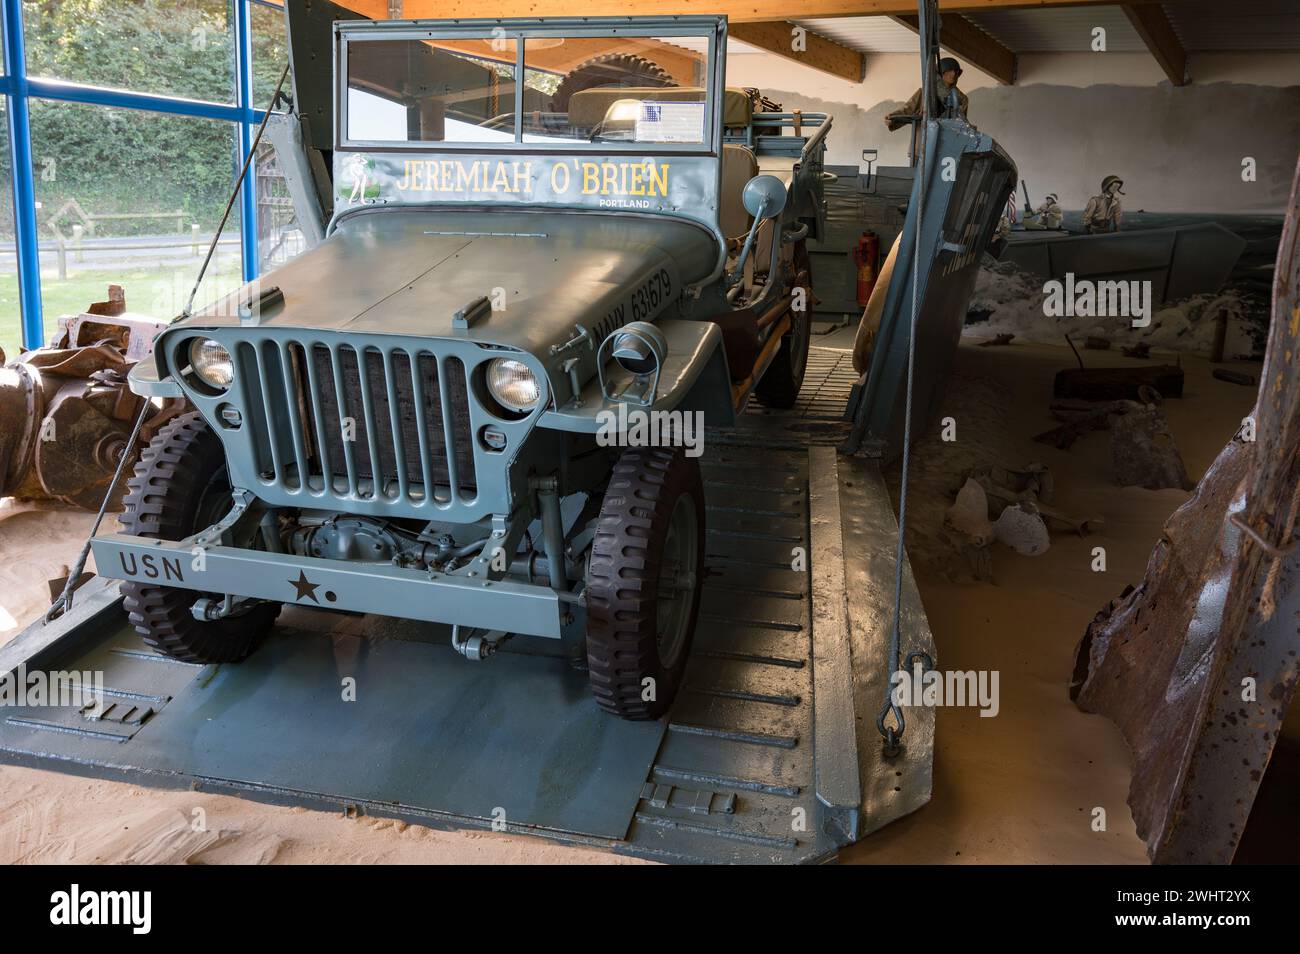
[724,46,1300,214]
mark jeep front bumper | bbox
[91,534,565,638]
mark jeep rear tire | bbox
[753,246,813,409]
[119,412,279,664]
[585,447,705,720]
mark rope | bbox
[44,65,291,622]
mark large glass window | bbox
[21,0,235,104]
[347,38,519,145]
[29,101,243,342]
[0,98,18,359]
[251,0,290,106]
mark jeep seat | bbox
[720,144,758,239]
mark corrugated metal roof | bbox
[963,6,1147,53]
[795,16,922,54]
[1164,0,1300,52]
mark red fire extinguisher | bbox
[852,231,880,307]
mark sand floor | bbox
[843,336,1258,864]
[0,338,1260,864]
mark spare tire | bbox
[551,53,674,114]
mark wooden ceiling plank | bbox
[1122,3,1190,86]
[386,1,1182,25]
[729,21,866,83]
[892,12,1018,85]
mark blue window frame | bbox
[1,0,279,349]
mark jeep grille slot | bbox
[234,339,476,504]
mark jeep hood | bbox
[188,208,720,353]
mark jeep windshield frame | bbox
[335,17,726,157]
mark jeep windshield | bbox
[341,26,719,150]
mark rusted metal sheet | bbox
[0,288,180,510]
[1052,364,1184,401]
[1071,157,1300,863]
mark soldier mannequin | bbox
[1084,175,1125,234]
[885,56,970,130]
[1026,193,1063,230]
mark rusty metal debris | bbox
[1054,363,1184,401]
[1072,157,1300,864]
[1034,398,1144,449]
[1212,368,1257,387]
[1034,398,1191,489]
[0,287,180,510]
[1110,405,1194,491]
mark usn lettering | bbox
[119,551,185,583]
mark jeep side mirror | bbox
[729,175,789,288]
[742,175,788,221]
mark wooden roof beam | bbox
[729,21,865,83]
[383,1,1182,25]
[892,12,1017,85]
[1122,3,1189,86]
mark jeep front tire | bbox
[119,412,279,664]
[584,447,705,719]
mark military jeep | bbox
[92,15,830,719]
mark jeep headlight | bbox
[485,358,540,413]
[189,338,234,390]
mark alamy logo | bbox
[0,665,104,712]
[50,885,151,934]
[1042,273,1152,328]
[890,667,1000,718]
[595,405,705,458]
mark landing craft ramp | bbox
[0,349,934,864]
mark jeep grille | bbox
[233,339,477,504]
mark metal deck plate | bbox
[727,346,857,449]
[0,347,935,863]
[624,444,839,862]
[0,610,665,841]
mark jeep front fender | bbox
[537,319,734,433]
